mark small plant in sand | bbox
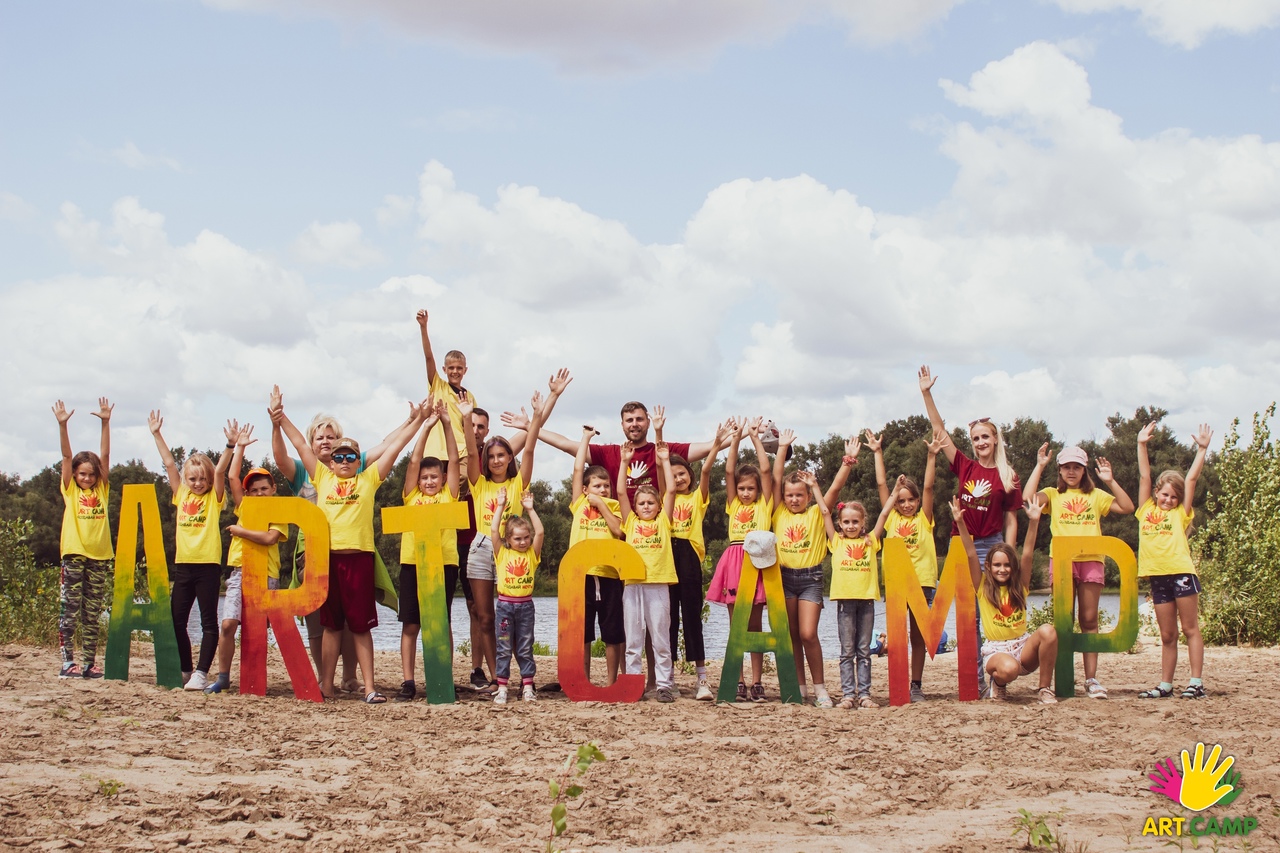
[97,779,122,798]
[1010,809,1090,853]
[547,742,606,852]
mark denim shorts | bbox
[782,566,825,604]
[1149,573,1201,605]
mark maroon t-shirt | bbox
[951,451,1021,539]
[589,442,691,502]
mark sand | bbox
[0,639,1276,852]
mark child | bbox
[868,428,946,703]
[952,497,1059,704]
[668,421,733,701]
[206,423,287,694]
[770,430,859,708]
[397,399,458,702]
[148,410,232,691]
[705,416,774,702]
[279,399,429,703]
[53,398,114,679]
[417,308,477,463]
[1136,422,1212,699]
[1024,443,1135,699]
[460,370,568,693]
[599,440,679,703]
[570,425,625,687]
[827,496,894,709]
[490,487,544,703]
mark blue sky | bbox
[4,0,1280,477]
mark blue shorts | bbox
[782,566,825,604]
[1149,573,1201,605]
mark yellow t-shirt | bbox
[472,473,524,539]
[773,504,828,569]
[1135,500,1195,577]
[399,487,460,566]
[173,484,225,564]
[423,373,475,461]
[978,585,1027,642]
[226,509,287,581]
[313,465,383,552]
[670,490,710,561]
[886,509,937,589]
[495,545,539,599]
[726,497,772,543]
[60,479,112,560]
[569,494,622,579]
[829,533,880,600]
[1043,487,1114,563]
[623,513,677,585]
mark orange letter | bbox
[557,540,647,702]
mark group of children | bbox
[52,329,1214,707]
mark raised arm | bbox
[502,406,578,456]
[870,491,895,542]
[571,425,597,503]
[417,308,440,386]
[375,399,427,480]
[1020,498,1042,592]
[802,471,835,539]
[652,404,666,444]
[656,441,676,518]
[459,399,481,485]
[441,399,461,499]
[866,429,889,508]
[1095,456,1134,515]
[213,421,236,504]
[277,407,318,479]
[53,401,74,488]
[522,491,544,557]
[772,427,795,493]
[91,396,113,477]
[491,486,508,543]
[922,428,945,524]
[1184,424,1213,510]
[366,402,418,467]
[404,404,439,499]
[918,365,957,465]
[1136,422,1156,506]
[267,385,298,484]
[746,417,773,505]
[1023,442,1050,506]
[823,434,859,511]
[616,442,635,522]
[147,409,182,493]
[227,423,257,508]
[520,369,572,485]
[948,497,981,591]
[699,421,732,499]
[724,421,744,496]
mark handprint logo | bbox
[1149,744,1243,811]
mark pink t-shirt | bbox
[589,441,691,502]
[950,451,1021,539]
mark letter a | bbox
[557,540,648,702]
[103,484,183,687]
[716,551,801,704]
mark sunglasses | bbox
[332,452,359,463]
[968,417,992,429]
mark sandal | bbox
[836,697,856,710]
[1180,684,1206,699]
[1038,687,1058,704]
[364,691,387,704]
[341,679,361,694]
[857,696,879,709]
[1139,685,1174,698]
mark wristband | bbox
[226,442,235,449]
[842,455,855,466]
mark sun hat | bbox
[743,531,777,569]
[1057,446,1087,466]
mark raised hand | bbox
[948,496,963,522]
[918,365,937,393]
[746,415,763,433]
[1095,456,1115,483]
[925,428,947,455]
[1137,422,1157,445]
[224,419,241,445]
[863,429,883,453]
[651,404,666,432]
[433,398,448,420]
[91,397,114,422]
[521,490,535,511]
[148,410,164,435]
[1036,441,1050,467]
[798,470,818,487]
[621,441,635,463]
[1023,496,1042,521]
[530,390,545,417]
[415,309,428,328]
[501,407,529,431]
[656,441,670,461]
[715,421,735,448]
[894,474,908,494]
[1178,743,1235,812]
[237,423,257,448]
[547,368,572,396]
[778,428,796,447]
[457,399,475,419]
[582,425,599,439]
[1193,424,1213,450]
[52,400,73,424]
[407,399,423,420]
[495,486,508,507]
[843,435,860,461]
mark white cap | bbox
[743,531,777,569]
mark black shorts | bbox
[1149,573,1201,605]
[398,562,459,625]
[583,575,625,645]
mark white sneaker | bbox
[184,671,208,691]
[989,680,1008,701]
[522,684,536,702]
[909,683,925,703]
[695,681,714,701]
[1085,678,1108,699]
[493,686,508,705]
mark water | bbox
[188,593,1122,661]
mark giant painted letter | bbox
[103,484,182,687]
[239,496,331,702]
[1051,535,1138,699]
[381,501,470,704]
[557,540,648,702]
[883,537,980,706]
[716,552,801,704]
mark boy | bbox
[417,309,476,463]
[570,426,625,685]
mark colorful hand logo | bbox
[1178,743,1236,811]
[1148,757,1181,804]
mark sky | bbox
[3,0,1280,482]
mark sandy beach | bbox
[1,639,1276,852]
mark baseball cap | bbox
[331,437,361,456]
[743,531,777,569]
[241,467,274,490]
[1057,446,1087,466]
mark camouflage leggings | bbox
[59,555,112,665]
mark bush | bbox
[0,518,60,645]
[1195,404,1280,645]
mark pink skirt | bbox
[706,544,767,606]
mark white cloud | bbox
[0,191,38,222]
[376,194,414,229]
[291,220,386,268]
[1050,0,1280,48]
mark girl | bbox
[148,410,232,691]
[397,399,457,703]
[53,398,113,679]
[571,425,624,687]
[1136,422,1212,699]
[490,488,544,704]
[868,428,946,703]
[599,441,679,703]
[951,497,1059,704]
[771,430,858,708]
[1024,443,1135,699]
[705,416,774,702]
[827,497,895,709]
[667,421,733,702]
[461,369,569,694]
[206,424,287,694]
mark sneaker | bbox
[470,668,489,689]
[735,681,748,702]
[182,671,193,686]
[815,693,834,709]
[1085,678,1108,699]
[493,686,508,705]
[749,682,766,703]
[522,684,536,703]
[989,680,1008,701]
[203,679,227,695]
[59,662,82,679]
[695,681,714,701]
[1038,687,1059,704]
[910,682,924,703]
[81,663,103,679]
[477,680,499,696]
[183,671,208,691]
[395,680,416,702]
[656,687,675,703]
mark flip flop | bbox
[364,691,387,704]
